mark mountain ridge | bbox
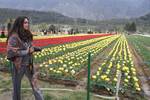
[0,0,150,20]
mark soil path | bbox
[129,44,150,99]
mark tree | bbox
[130,22,136,32]
[0,25,6,38]
[124,22,136,33]
[49,24,56,34]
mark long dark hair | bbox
[7,16,33,43]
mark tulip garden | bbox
[91,35,141,94]
[0,33,149,98]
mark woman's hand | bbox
[33,47,42,52]
[27,46,34,54]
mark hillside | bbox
[135,13,150,33]
[0,8,149,33]
[0,8,95,25]
[136,13,150,25]
[0,0,150,20]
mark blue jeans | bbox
[12,64,44,100]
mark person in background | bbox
[7,18,13,34]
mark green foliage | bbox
[127,35,150,67]
[44,94,53,100]
[124,22,136,32]
[0,32,6,38]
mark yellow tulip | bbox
[92,75,97,80]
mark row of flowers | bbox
[37,35,119,79]
[0,33,108,42]
[0,34,113,69]
[91,35,141,93]
[33,35,112,63]
[33,34,112,47]
[0,34,112,53]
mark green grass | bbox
[0,72,104,100]
[126,35,150,67]
[43,91,103,100]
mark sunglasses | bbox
[24,21,29,24]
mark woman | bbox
[6,16,44,100]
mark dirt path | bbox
[129,44,150,99]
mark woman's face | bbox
[23,18,29,30]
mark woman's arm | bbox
[7,35,29,60]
